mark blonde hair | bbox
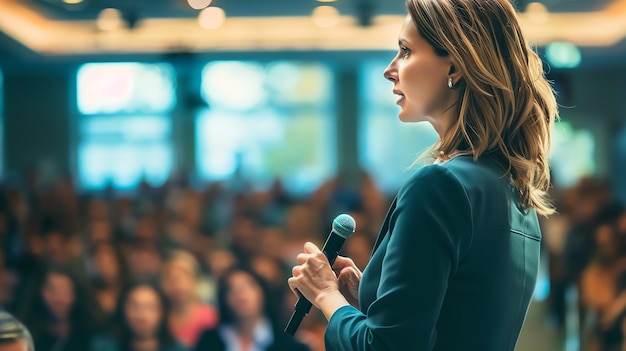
[407,0,558,216]
[164,249,199,278]
[0,311,34,351]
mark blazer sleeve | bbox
[324,165,473,351]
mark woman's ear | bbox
[447,63,464,87]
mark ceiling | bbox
[0,0,625,67]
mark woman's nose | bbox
[383,61,398,82]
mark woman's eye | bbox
[400,47,410,58]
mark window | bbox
[76,63,176,190]
[549,120,596,188]
[196,61,335,194]
[358,60,438,193]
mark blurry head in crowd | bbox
[161,250,200,303]
[342,233,373,271]
[117,281,175,346]
[250,255,285,290]
[125,240,162,280]
[284,204,317,240]
[135,215,159,241]
[259,227,285,261]
[37,266,87,324]
[205,249,236,280]
[88,219,113,245]
[92,242,127,288]
[229,214,260,260]
[0,311,33,351]
[217,266,272,326]
[595,223,622,264]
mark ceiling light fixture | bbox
[187,0,212,10]
[312,6,340,28]
[198,7,226,30]
[317,0,338,2]
[63,0,84,4]
[525,2,550,24]
[97,8,124,31]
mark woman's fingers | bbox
[287,276,301,297]
[332,256,360,275]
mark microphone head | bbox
[332,214,356,239]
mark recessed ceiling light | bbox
[312,6,340,28]
[63,0,84,4]
[188,0,213,10]
[198,7,226,30]
[97,8,124,31]
[526,2,550,24]
[317,0,338,2]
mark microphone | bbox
[284,213,356,336]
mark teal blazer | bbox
[325,155,541,350]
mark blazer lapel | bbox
[372,196,397,255]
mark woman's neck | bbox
[236,315,261,338]
[131,337,159,351]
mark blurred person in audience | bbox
[90,242,129,333]
[160,250,217,347]
[0,251,17,309]
[87,219,115,246]
[249,254,290,325]
[258,227,286,262]
[340,232,374,271]
[228,214,261,263]
[563,179,623,285]
[204,249,236,282]
[616,210,626,246]
[112,198,137,241]
[580,222,626,350]
[194,266,309,351]
[124,239,162,281]
[19,265,92,351]
[0,311,34,351]
[92,281,187,351]
[283,204,320,266]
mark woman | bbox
[90,242,128,334]
[20,265,92,351]
[160,250,217,347]
[92,281,187,351]
[288,0,558,350]
[194,266,309,351]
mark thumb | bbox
[304,241,321,254]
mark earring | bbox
[448,77,455,90]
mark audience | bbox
[193,266,309,351]
[9,164,626,351]
[18,265,92,351]
[160,250,217,347]
[92,281,188,351]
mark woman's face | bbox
[226,272,264,321]
[42,272,75,320]
[161,261,196,302]
[384,15,458,135]
[94,246,120,283]
[124,286,163,339]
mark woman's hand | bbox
[332,256,362,308]
[288,242,350,320]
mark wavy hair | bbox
[407,0,558,216]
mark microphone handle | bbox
[284,233,346,336]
